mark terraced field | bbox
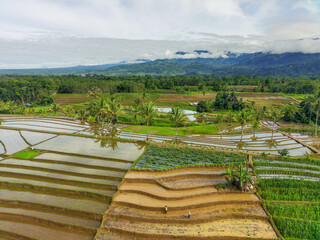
[95,167,279,240]
[0,116,146,240]
[254,157,320,240]
[119,130,312,157]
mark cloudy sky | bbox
[0,0,320,68]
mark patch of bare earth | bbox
[95,167,279,240]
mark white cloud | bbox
[0,0,319,68]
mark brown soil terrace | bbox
[95,166,279,240]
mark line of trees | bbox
[0,74,319,107]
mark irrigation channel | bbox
[0,115,315,239]
[0,115,146,240]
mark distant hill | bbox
[105,52,320,76]
[0,52,319,76]
[0,63,123,76]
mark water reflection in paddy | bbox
[35,135,146,161]
[35,153,132,170]
[0,189,108,213]
[2,159,125,178]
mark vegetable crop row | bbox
[254,161,320,172]
[259,179,320,191]
[254,157,320,166]
[260,188,320,202]
[266,203,320,222]
[134,145,246,169]
[273,217,320,240]
[256,169,320,179]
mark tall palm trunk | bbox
[176,123,178,141]
[241,125,244,141]
[315,109,319,136]
[146,118,149,140]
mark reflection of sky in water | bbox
[0,129,29,154]
[155,107,196,121]
[35,135,145,161]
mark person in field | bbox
[165,205,168,214]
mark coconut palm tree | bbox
[235,110,252,141]
[90,98,106,123]
[169,108,188,140]
[5,101,17,114]
[139,102,156,140]
[50,103,61,115]
[251,119,260,140]
[77,109,86,121]
[104,97,122,126]
[312,90,320,136]
[64,105,73,116]
[265,107,284,140]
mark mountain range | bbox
[0,52,319,76]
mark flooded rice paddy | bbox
[0,115,146,239]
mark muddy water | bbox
[35,135,146,161]
[36,153,132,170]
[1,177,116,196]
[0,207,100,228]
[2,159,125,178]
[0,189,108,213]
[0,220,92,240]
[0,117,141,240]
[0,167,120,186]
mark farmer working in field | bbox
[165,205,168,214]
[188,211,191,219]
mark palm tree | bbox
[235,110,252,141]
[312,90,320,136]
[169,108,188,140]
[50,103,61,115]
[104,97,122,126]
[77,109,86,121]
[5,101,17,114]
[265,107,284,140]
[63,105,73,116]
[251,119,260,140]
[139,102,156,140]
[91,98,106,123]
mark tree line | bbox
[0,74,319,106]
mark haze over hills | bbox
[0,52,319,77]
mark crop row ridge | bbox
[0,229,37,240]
[0,212,96,235]
[106,212,270,224]
[0,199,102,221]
[118,189,248,201]
[112,200,262,211]
[106,226,278,240]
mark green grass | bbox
[13,151,39,159]
[122,123,219,135]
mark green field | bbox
[134,145,246,170]
[122,123,219,135]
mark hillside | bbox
[0,52,319,76]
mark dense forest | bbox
[0,74,319,106]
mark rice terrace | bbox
[1,1,320,239]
